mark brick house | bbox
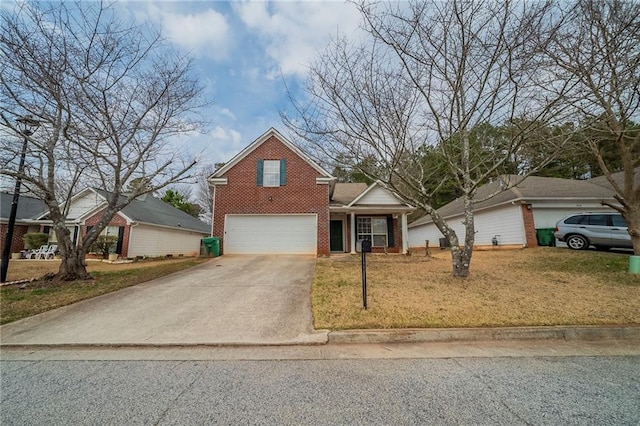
[35,188,210,258]
[0,192,47,254]
[209,128,414,255]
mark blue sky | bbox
[119,1,364,169]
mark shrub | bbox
[23,233,49,249]
[89,236,119,259]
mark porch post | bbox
[350,212,356,254]
[401,212,409,254]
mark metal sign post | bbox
[360,239,371,309]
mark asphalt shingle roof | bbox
[588,168,639,190]
[330,183,368,206]
[409,174,617,228]
[93,189,210,234]
[0,192,47,221]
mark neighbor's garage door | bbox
[224,214,317,254]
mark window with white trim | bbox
[263,160,281,187]
[101,226,120,237]
[357,217,388,247]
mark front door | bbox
[330,220,344,252]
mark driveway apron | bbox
[0,255,327,346]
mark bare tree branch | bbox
[0,1,208,280]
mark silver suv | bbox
[554,212,632,250]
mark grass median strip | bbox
[313,248,640,330]
[1,258,207,325]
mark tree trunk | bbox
[57,248,92,281]
[450,245,471,278]
[624,207,640,256]
[51,222,93,281]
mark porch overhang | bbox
[329,205,415,215]
[330,205,414,254]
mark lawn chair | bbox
[26,245,48,259]
[37,244,58,260]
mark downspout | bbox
[350,211,356,254]
[401,213,409,254]
[129,222,138,257]
[210,185,216,237]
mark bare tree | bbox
[285,0,570,277]
[195,164,217,224]
[0,1,207,280]
[542,0,640,254]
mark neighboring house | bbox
[35,188,210,258]
[0,192,48,254]
[408,175,621,250]
[209,128,414,255]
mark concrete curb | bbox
[1,326,637,350]
[0,331,330,349]
[328,325,640,344]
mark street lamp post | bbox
[1,117,40,283]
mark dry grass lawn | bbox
[4,257,202,282]
[313,248,640,330]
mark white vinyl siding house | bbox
[408,204,524,248]
[529,201,615,228]
[408,175,622,250]
[64,190,104,220]
[128,224,205,258]
[354,186,402,205]
[39,188,211,258]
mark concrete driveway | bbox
[0,255,327,346]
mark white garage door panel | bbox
[224,214,317,254]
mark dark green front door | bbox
[330,220,344,252]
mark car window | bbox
[612,215,627,227]
[564,215,586,224]
[587,215,610,226]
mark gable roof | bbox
[329,181,415,212]
[409,175,617,228]
[210,127,333,179]
[588,167,640,190]
[120,193,210,234]
[330,183,368,205]
[347,181,411,207]
[64,188,210,234]
[0,192,47,222]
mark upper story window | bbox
[257,159,287,187]
[263,160,280,187]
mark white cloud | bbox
[235,1,362,77]
[210,126,243,151]
[142,5,231,59]
[220,108,236,121]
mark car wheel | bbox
[566,234,589,250]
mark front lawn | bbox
[313,248,640,330]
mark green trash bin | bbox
[536,228,556,247]
[202,237,221,257]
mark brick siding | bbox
[213,135,330,255]
[521,204,538,248]
[0,223,29,253]
[83,210,131,257]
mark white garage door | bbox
[224,214,317,254]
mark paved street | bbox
[0,255,325,345]
[2,353,639,425]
